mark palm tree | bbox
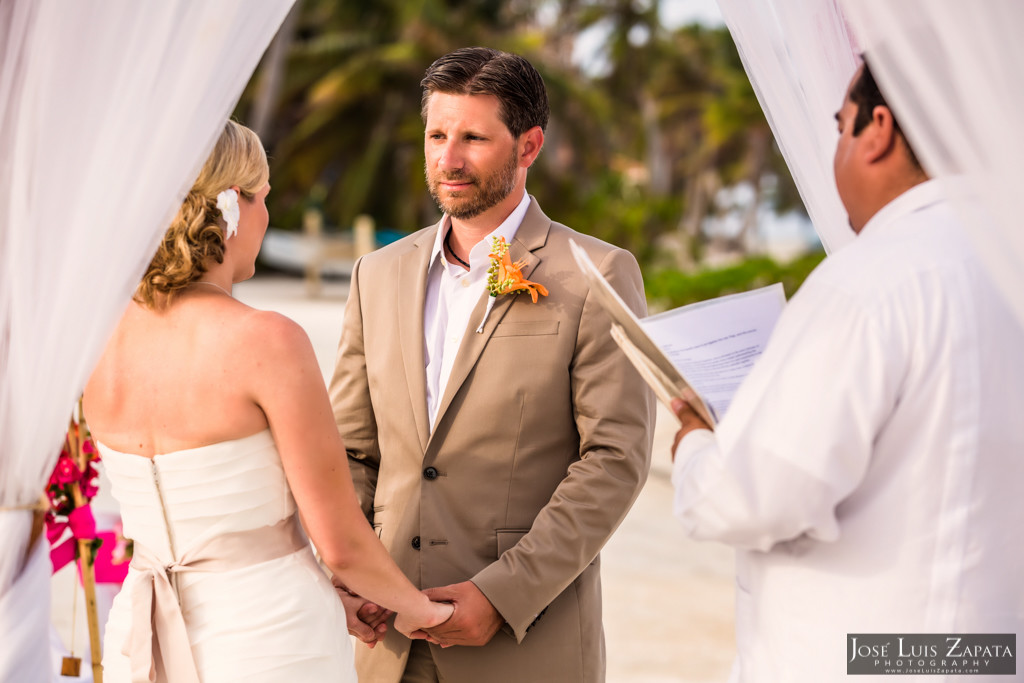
[644,24,799,261]
[233,1,803,267]
[238,0,548,233]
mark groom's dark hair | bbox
[420,47,549,138]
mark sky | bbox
[660,0,725,28]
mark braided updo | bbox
[135,120,269,308]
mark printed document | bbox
[570,240,786,427]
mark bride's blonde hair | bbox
[136,120,269,308]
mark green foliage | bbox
[644,250,827,310]
[236,0,812,268]
[547,170,681,264]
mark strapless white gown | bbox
[98,430,356,682]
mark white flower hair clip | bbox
[216,189,240,239]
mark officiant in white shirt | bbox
[670,60,1024,682]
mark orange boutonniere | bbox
[475,236,549,334]
[486,236,548,302]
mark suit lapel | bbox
[428,198,552,438]
[397,227,436,452]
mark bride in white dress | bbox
[83,121,453,682]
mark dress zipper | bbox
[151,459,180,597]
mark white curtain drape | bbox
[0,1,294,680]
[717,0,1024,321]
[840,0,1024,326]
[715,0,860,254]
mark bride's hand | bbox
[393,599,454,640]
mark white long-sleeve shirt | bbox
[673,181,1024,682]
[423,191,530,428]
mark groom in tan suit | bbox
[329,47,653,683]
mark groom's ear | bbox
[518,126,544,169]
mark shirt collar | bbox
[427,191,531,273]
[858,179,945,238]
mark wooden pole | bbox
[304,206,324,297]
[68,409,104,683]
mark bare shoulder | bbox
[233,308,314,357]
[221,308,321,403]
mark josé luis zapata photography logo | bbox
[847,634,1016,676]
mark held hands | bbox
[394,598,455,641]
[420,581,503,647]
[670,390,712,462]
[335,578,502,649]
[332,579,392,649]
[333,578,455,648]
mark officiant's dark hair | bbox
[420,47,549,138]
[136,121,269,308]
[850,58,923,173]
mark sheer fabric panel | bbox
[715,0,860,254]
[0,1,294,680]
[841,0,1024,326]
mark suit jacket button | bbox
[423,466,438,480]
[411,535,421,550]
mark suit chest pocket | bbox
[491,320,559,338]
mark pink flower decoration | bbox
[54,455,80,485]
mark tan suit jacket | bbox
[329,198,654,683]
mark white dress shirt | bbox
[423,191,530,428]
[673,181,1024,682]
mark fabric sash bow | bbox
[125,515,308,683]
[48,505,97,573]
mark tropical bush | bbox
[644,250,826,311]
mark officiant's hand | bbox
[671,391,711,461]
[421,581,503,647]
[332,580,392,648]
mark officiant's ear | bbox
[861,105,898,164]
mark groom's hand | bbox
[421,581,503,647]
[332,579,392,648]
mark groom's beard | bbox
[426,149,519,220]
